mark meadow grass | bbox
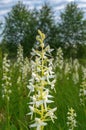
[0,35,86,130]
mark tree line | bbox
[0,1,86,58]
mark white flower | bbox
[22,57,30,80]
[54,47,64,70]
[84,90,86,96]
[45,108,57,123]
[27,106,34,119]
[27,30,57,129]
[79,80,86,105]
[41,89,53,110]
[72,59,80,84]
[2,54,12,101]
[27,83,34,93]
[64,62,71,75]
[82,66,86,80]
[72,72,79,84]
[16,44,24,73]
[73,59,80,71]
[67,107,77,130]
[30,118,47,130]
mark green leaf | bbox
[10,124,17,130]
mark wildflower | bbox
[22,57,30,82]
[30,118,47,130]
[15,44,24,86]
[81,66,86,80]
[72,59,80,84]
[16,44,30,92]
[54,47,64,70]
[79,66,86,106]
[2,54,12,130]
[27,106,35,119]
[72,72,79,84]
[2,54,12,101]
[67,107,77,130]
[27,30,57,130]
[64,59,72,80]
[16,44,24,69]
[79,81,86,105]
[45,107,57,123]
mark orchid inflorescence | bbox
[27,30,57,130]
[79,66,86,106]
[67,107,77,130]
[2,54,12,101]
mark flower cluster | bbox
[81,66,86,80]
[22,57,30,81]
[72,59,80,84]
[67,107,77,130]
[16,44,24,73]
[79,66,86,106]
[27,30,57,130]
[55,47,64,70]
[16,44,30,87]
[64,59,72,80]
[54,47,64,79]
[2,54,12,101]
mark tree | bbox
[57,2,86,57]
[35,3,58,52]
[3,1,37,57]
[3,2,60,57]
[0,21,2,28]
[0,21,2,37]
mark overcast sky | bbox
[0,0,86,22]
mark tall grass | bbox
[0,31,86,130]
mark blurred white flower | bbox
[67,107,77,130]
[45,107,57,123]
[30,118,47,130]
[27,30,57,129]
[79,81,86,105]
[2,54,12,101]
[72,59,80,84]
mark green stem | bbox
[84,105,86,116]
[41,45,44,111]
[18,75,23,130]
[41,126,44,130]
[19,90,23,130]
[19,99,23,130]
[40,45,44,130]
[6,98,10,130]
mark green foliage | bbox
[3,1,37,57]
[1,31,86,130]
[0,50,86,129]
[36,3,58,53]
[2,2,58,57]
[36,3,54,41]
[0,21,2,29]
[0,21,3,39]
[1,1,86,59]
[57,2,86,58]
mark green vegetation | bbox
[1,1,86,58]
[57,2,86,58]
[0,30,86,130]
[0,1,86,130]
[2,2,56,57]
